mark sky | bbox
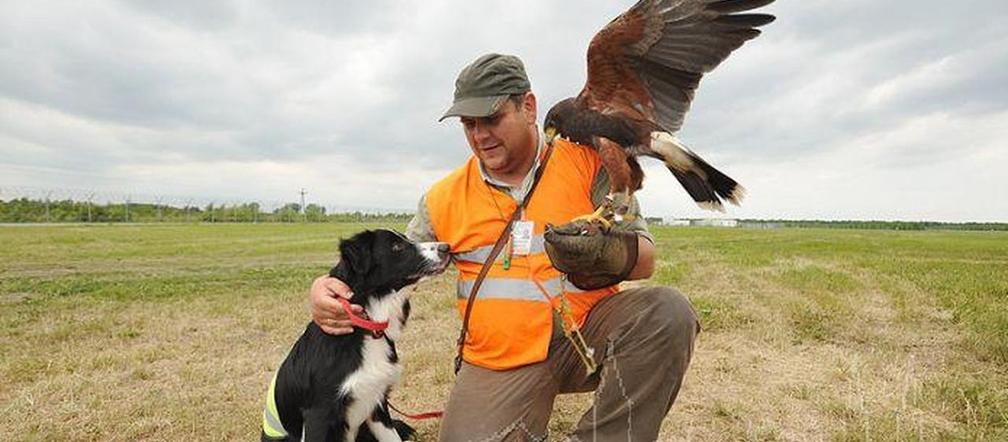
[2,0,1006,222]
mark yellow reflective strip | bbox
[262,372,287,438]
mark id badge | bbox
[511,220,534,255]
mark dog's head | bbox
[330,229,450,296]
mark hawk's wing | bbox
[578,0,775,132]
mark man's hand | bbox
[543,220,639,290]
[310,275,362,335]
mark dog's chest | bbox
[343,337,401,393]
[340,292,407,427]
[340,337,401,425]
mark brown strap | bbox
[454,145,554,374]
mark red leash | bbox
[336,297,389,338]
[388,401,444,420]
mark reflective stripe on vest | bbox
[454,235,547,263]
[456,276,585,300]
[262,371,288,439]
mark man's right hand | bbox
[310,275,362,335]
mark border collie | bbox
[262,229,450,442]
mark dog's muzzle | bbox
[417,241,451,272]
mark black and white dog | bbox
[262,229,450,442]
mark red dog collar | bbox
[336,297,389,339]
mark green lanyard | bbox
[503,242,512,270]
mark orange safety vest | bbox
[425,139,620,370]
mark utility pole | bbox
[44,190,53,223]
[155,195,165,222]
[85,192,95,223]
[299,188,307,223]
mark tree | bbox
[304,204,326,222]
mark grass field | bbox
[1,223,1006,441]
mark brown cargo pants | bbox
[438,286,700,442]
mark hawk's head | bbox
[543,97,577,146]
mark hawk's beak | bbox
[544,127,558,146]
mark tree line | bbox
[747,219,1008,231]
[0,197,412,224]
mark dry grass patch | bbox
[1,224,1006,441]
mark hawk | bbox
[543,0,776,223]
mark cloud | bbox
[636,109,1008,222]
[1,0,1005,221]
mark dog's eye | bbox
[391,243,404,252]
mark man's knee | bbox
[637,287,699,332]
[632,286,700,356]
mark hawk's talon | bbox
[571,200,614,231]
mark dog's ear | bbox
[337,232,373,278]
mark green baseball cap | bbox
[439,53,531,121]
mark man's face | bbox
[460,92,538,177]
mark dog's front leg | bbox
[364,419,402,442]
[360,402,412,442]
[344,426,360,442]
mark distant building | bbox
[690,218,738,227]
[658,217,741,227]
[664,218,691,226]
[738,221,782,229]
[645,216,664,226]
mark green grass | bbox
[1,224,1006,440]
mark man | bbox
[310,54,699,441]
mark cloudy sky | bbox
[2,0,1006,222]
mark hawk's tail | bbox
[651,132,745,212]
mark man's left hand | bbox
[543,220,639,290]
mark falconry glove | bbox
[543,220,639,290]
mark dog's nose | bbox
[437,243,450,253]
